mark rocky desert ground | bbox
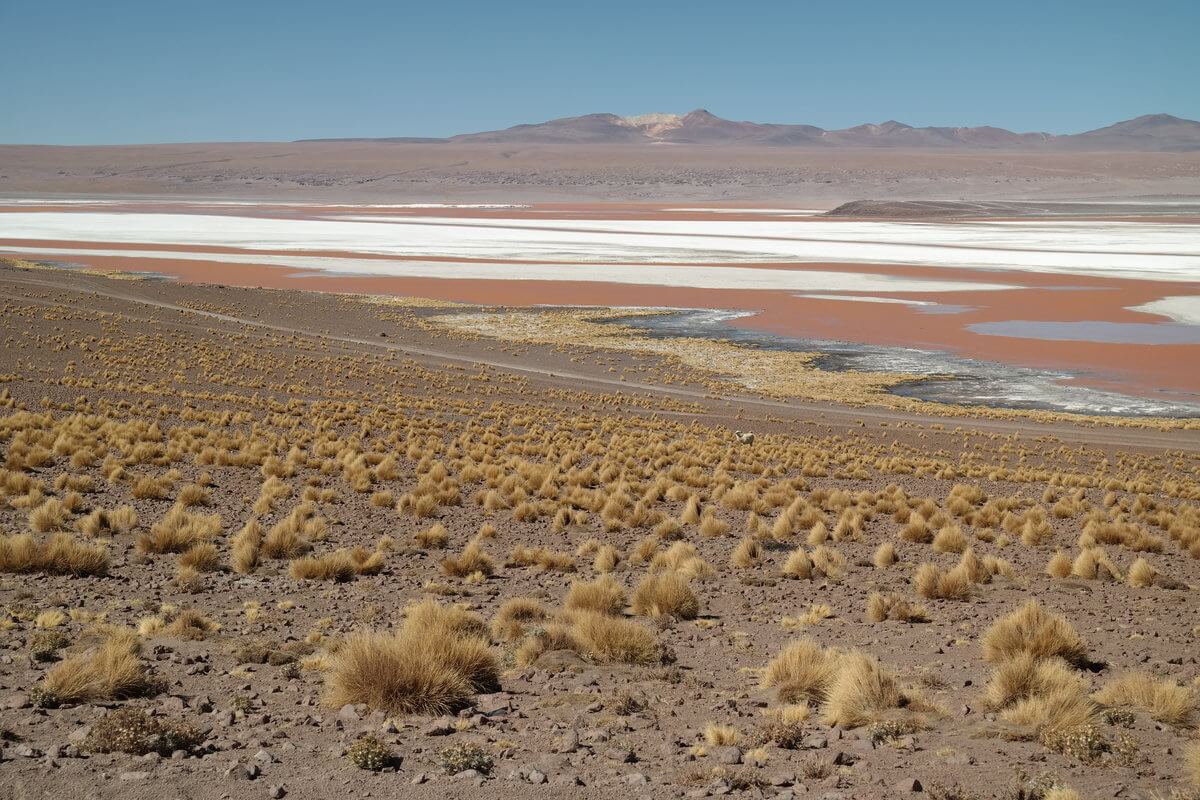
[3,142,1200,205]
[0,261,1198,800]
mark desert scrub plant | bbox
[437,741,493,775]
[415,522,448,549]
[324,601,498,715]
[730,536,762,568]
[38,627,154,706]
[567,610,664,665]
[865,592,929,623]
[230,520,262,574]
[1186,741,1200,788]
[703,722,739,746]
[178,542,220,572]
[983,601,1088,667]
[440,540,495,579]
[649,541,713,579]
[0,533,108,576]
[347,735,393,771]
[508,545,575,572]
[912,561,971,600]
[760,639,839,705]
[82,707,205,756]
[873,541,897,568]
[1046,550,1072,578]
[1093,671,1197,727]
[490,597,548,642]
[821,650,906,728]
[29,630,70,662]
[137,504,221,555]
[983,653,1087,711]
[631,571,699,619]
[29,498,70,532]
[564,574,627,616]
[290,548,385,581]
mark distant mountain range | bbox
[301,111,1200,150]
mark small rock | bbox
[224,761,258,780]
[832,751,857,766]
[527,769,547,784]
[268,786,286,799]
[424,718,456,736]
[604,746,636,763]
[709,745,742,765]
[555,730,579,753]
[2,694,30,710]
[894,778,923,793]
[624,772,648,785]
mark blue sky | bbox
[3,0,1198,144]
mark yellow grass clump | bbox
[230,520,262,574]
[1093,672,1197,727]
[564,574,627,616]
[982,601,1088,668]
[324,602,499,715]
[865,592,929,623]
[39,628,154,705]
[137,505,221,555]
[631,571,700,619]
[290,548,386,581]
[490,598,549,642]
[440,541,495,579]
[0,532,108,576]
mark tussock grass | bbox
[440,541,495,578]
[290,547,385,581]
[230,520,262,574]
[0,532,108,576]
[866,592,928,623]
[760,639,839,705]
[509,545,575,572]
[1093,672,1197,727]
[703,722,739,746]
[631,571,699,619]
[649,541,713,579]
[415,523,448,549]
[983,653,1087,711]
[564,574,627,616]
[325,601,498,715]
[983,601,1088,667]
[178,542,220,572]
[39,628,154,705]
[137,504,221,555]
[820,650,904,728]
[490,598,548,642]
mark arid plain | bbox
[1,141,1199,800]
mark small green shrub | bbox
[29,630,70,662]
[437,741,493,775]
[83,708,205,755]
[347,735,392,770]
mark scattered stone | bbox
[710,745,742,765]
[268,786,287,799]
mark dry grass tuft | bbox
[631,571,699,620]
[39,628,154,705]
[325,601,498,715]
[983,601,1088,667]
[760,639,839,705]
[866,592,929,623]
[1093,672,1197,727]
[820,650,903,728]
[0,532,108,576]
[290,548,385,581]
[564,574,627,616]
[440,541,495,579]
[137,505,221,555]
[230,520,262,574]
[490,598,548,642]
[703,722,739,746]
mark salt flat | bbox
[2,210,1199,280]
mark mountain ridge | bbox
[299,111,1200,150]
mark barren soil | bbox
[0,267,1198,800]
